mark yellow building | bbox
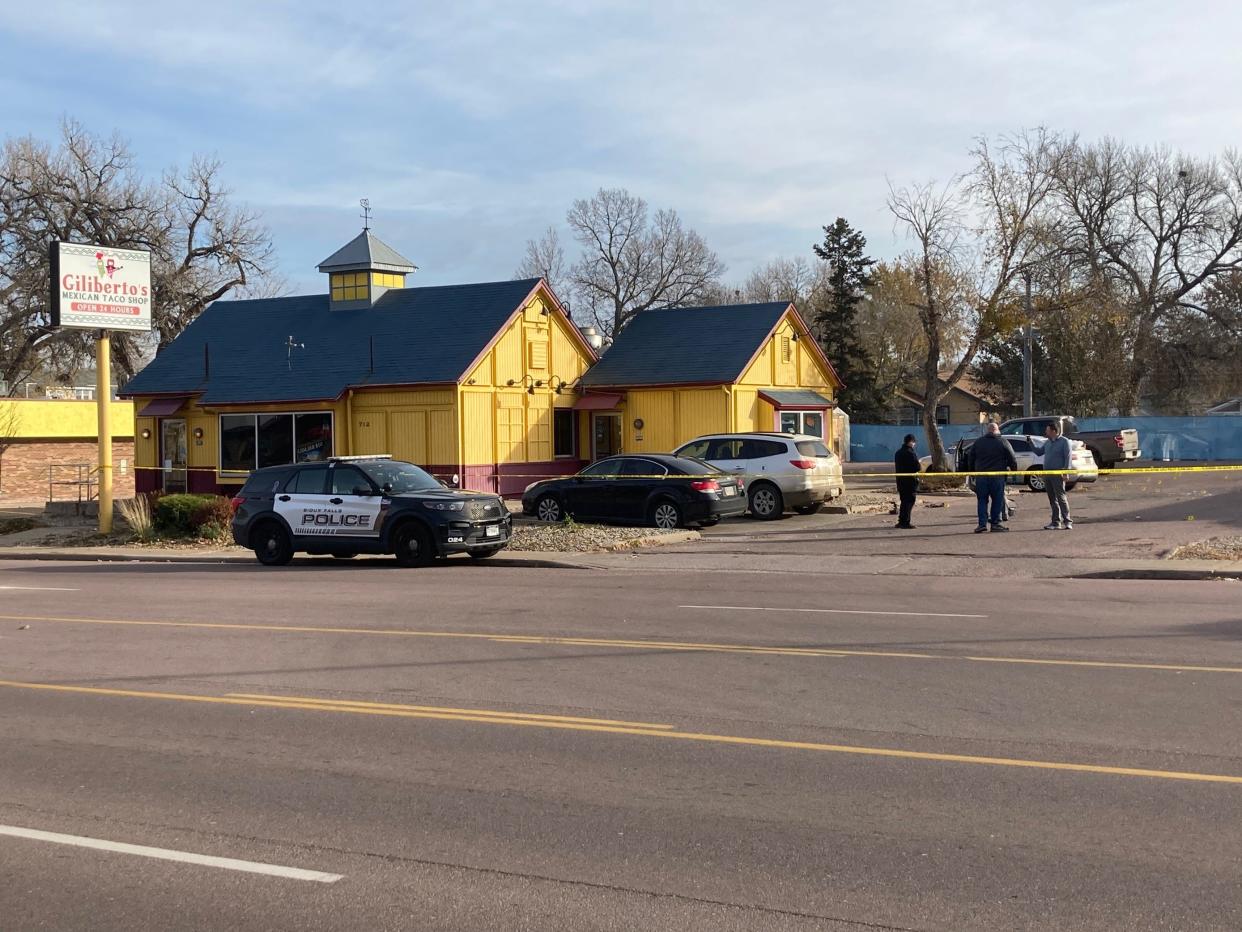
[120,231,841,496]
[121,230,598,496]
[578,302,842,457]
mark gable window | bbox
[781,336,792,363]
[554,409,576,458]
[779,410,825,438]
[219,411,334,475]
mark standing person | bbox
[1042,422,1074,530]
[894,433,920,529]
[964,422,1018,533]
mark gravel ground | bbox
[508,520,690,552]
[1168,536,1242,561]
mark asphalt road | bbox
[2,555,1241,930]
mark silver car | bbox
[673,432,845,519]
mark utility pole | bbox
[1022,271,1033,417]
[96,330,113,535]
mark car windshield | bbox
[360,460,440,494]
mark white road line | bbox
[0,824,342,883]
[0,586,80,591]
[679,604,988,619]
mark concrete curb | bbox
[601,530,700,552]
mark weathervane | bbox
[286,334,305,370]
[360,198,371,231]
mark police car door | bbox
[324,464,384,541]
[275,465,331,539]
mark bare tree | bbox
[739,256,822,305]
[514,225,568,300]
[889,130,1058,468]
[566,188,725,337]
[0,120,276,387]
[1051,139,1242,412]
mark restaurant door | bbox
[160,418,188,492]
[591,413,622,460]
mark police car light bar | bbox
[328,454,393,461]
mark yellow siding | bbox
[352,412,387,454]
[736,309,839,399]
[461,391,494,463]
[352,389,453,407]
[756,399,775,432]
[2,398,134,439]
[526,395,553,462]
[675,389,728,443]
[732,388,758,432]
[134,417,156,465]
[496,392,525,463]
[186,411,218,471]
[625,390,676,452]
[493,326,522,386]
[429,409,456,463]
[388,410,428,463]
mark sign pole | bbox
[96,329,113,535]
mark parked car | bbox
[231,455,512,567]
[997,415,1141,468]
[951,435,1098,490]
[521,454,747,529]
[672,433,845,519]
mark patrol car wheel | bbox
[748,483,784,520]
[469,547,503,560]
[535,494,564,523]
[252,522,293,567]
[393,522,434,567]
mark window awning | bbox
[574,392,624,411]
[137,396,192,417]
[758,390,835,409]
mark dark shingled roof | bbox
[121,279,541,404]
[759,389,834,407]
[581,303,789,387]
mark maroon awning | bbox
[137,396,191,417]
[574,392,624,411]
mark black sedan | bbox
[521,454,747,529]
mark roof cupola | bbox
[317,207,417,310]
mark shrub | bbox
[153,493,220,536]
[190,496,235,540]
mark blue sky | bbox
[3,1,1239,295]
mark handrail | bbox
[47,463,99,510]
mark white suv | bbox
[673,433,845,519]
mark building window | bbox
[330,272,370,302]
[219,411,334,474]
[779,410,825,438]
[371,272,404,289]
[554,409,576,458]
[529,341,549,370]
[781,336,792,363]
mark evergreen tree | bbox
[811,219,885,419]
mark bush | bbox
[153,493,229,537]
[116,494,154,539]
[190,496,235,540]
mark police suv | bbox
[230,456,511,566]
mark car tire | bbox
[393,521,435,567]
[1088,447,1104,470]
[468,547,503,560]
[252,521,293,567]
[650,499,682,530]
[698,518,720,528]
[794,502,823,516]
[748,483,784,520]
[1025,470,1046,492]
[535,494,564,523]
[1065,480,1077,492]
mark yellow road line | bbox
[3,678,1240,786]
[3,612,1240,675]
[225,693,674,729]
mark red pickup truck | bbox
[998,416,1142,468]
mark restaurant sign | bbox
[50,241,153,332]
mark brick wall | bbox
[0,440,135,505]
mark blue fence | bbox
[849,417,1242,463]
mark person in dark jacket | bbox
[894,434,921,529]
[964,422,1018,532]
